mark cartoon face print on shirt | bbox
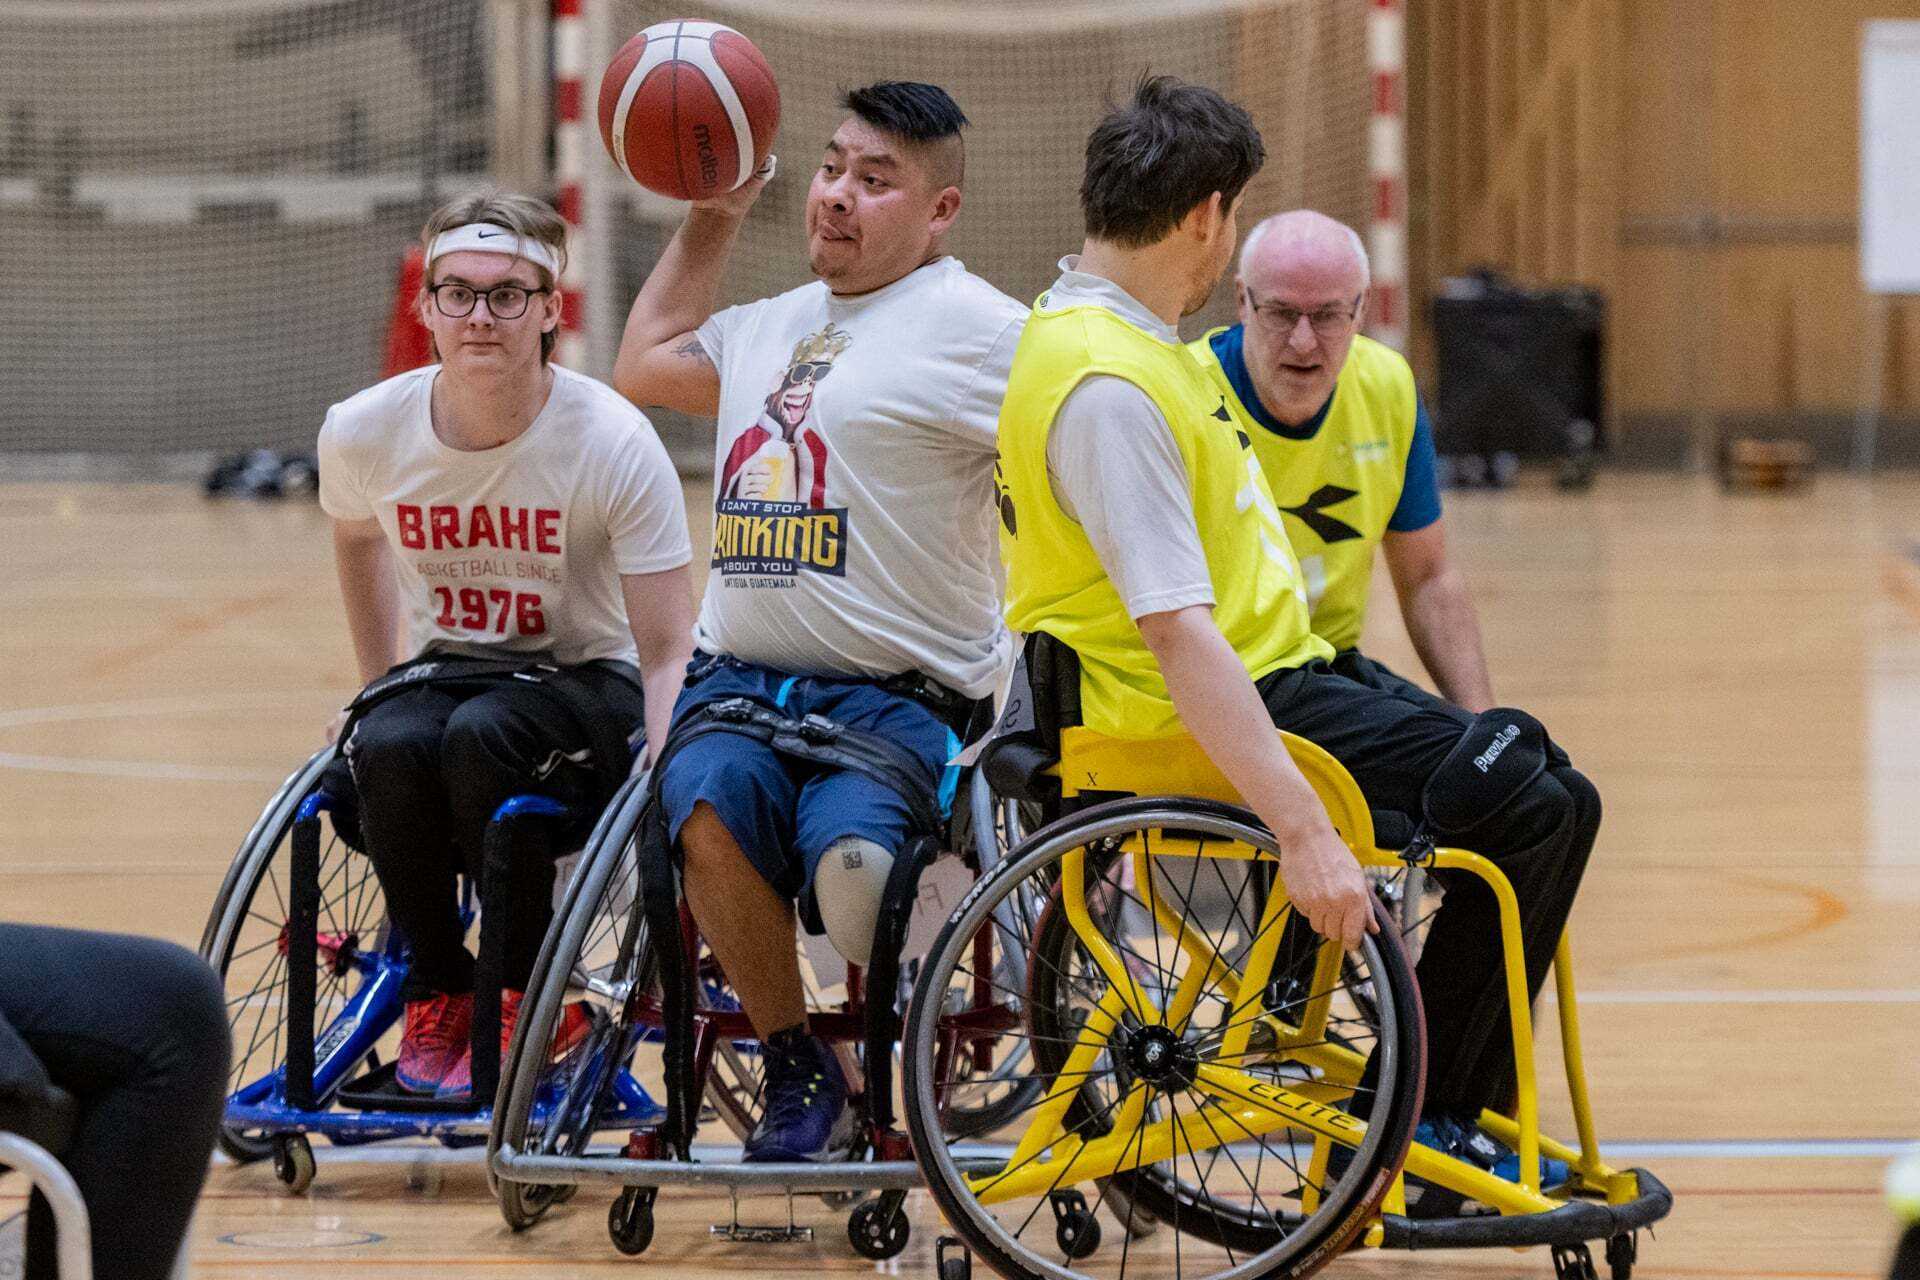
[712,323,855,583]
[718,324,852,508]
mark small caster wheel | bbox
[1049,1188,1101,1260]
[1551,1242,1599,1280]
[608,1187,656,1256]
[271,1134,315,1195]
[936,1235,972,1280]
[848,1197,910,1260]
[1606,1231,1638,1279]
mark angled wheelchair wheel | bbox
[492,772,658,1230]
[199,746,395,1163]
[934,773,1048,1140]
[904,797,1424,1280]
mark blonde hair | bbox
[419,190,569,361]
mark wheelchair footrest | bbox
[333,1062,479,1115]
[1377,1168,1671,1250]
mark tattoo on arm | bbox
[670,335,713,366]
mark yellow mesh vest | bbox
[1189,330,1419,651]
[998,296,1332,738]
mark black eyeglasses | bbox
[1244,288,1362,339]
[428,282,550,319]
[787,361,834,385]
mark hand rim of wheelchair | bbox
[903,795,1426,1280]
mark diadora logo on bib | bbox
[1279,483,1364,544]
[1473,724,1521,773]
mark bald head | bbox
[1233,210,1371,426]
[1239,209,1369,290]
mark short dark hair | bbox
[840,81,970,143]
[1081,74,1265,247]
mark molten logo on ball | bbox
[692,123,720,188]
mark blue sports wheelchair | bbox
[197,723,664,1194]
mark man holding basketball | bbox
[1189,208,1496,714]
[320,191,695,1097]
[614,81,1024,1162]
[995,75,1600,1213]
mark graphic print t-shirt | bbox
[694,256,1026,699]
[317,365,692,667]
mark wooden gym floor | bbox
[3,471,1919,1278]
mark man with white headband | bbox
[316,191,694,1098]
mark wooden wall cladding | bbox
[1406,0,1920,459]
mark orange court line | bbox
[78,586,299,680]
[1886,551,1920,627]
[1644,870,1848,961]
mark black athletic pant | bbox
[340,664,646,1003]
[1,923,228,1280]
[1259,656,1601,1118]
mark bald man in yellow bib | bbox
[1190,209,1493,715]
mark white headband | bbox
[426,223,561,277]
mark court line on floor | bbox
[0,693,315,730]
[0,693,333,782]
[1886,548,1920,627]
[80,585,299,680]
[241,1136,1915,1170]
[0,751,286,783]
[1563,988,1920,1004]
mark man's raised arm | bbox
[612,162,772,415]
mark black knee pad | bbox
[1422,708,1551,837]
[1555,764,1603,831]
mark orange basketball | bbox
[597,20,780,201]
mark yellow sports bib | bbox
[998,295,1331,739]
[1189,330,1420,651]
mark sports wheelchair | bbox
[897,718,1672,1280]
[198,741,662,1194]
[485,694,1037,1258]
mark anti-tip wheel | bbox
[848,1198,911,1260]
[608,1187,656,1256]
[1606,1231,1638,1280]
[271,1134,315,1195]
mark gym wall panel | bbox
[1411,0,1920,459]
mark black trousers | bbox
[1,923,228,1280]
[1259,654,1601,1117]
[340,663,646,1003]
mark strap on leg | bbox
[285,804,323,1112]
[860,835,942,1132]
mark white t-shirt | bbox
[1042,259,1215,620]
[693,255,1026,699]
[318,365,692,668]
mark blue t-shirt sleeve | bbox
[1388,398,1443,532]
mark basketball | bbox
[597,19,779,201]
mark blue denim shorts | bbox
[656,655,961,911]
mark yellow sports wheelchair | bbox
[899,722,1671,1280]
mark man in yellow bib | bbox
[997,75,1601,1215]
[1190,209,1494,713]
